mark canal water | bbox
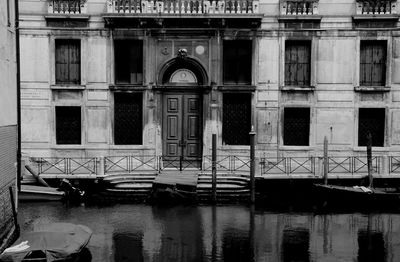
[17,202,400,262]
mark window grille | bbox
[115,40,143,84]
[360,41,386,86]
[283,107,310,146]
[358,108,385,147]
[223,93,251,145]
[56,106,81,144]
[223,40,252,85]
[55,39,81,85]
[285,41,311,86]
[114,92,143,145]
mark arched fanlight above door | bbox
[169,69,198,84]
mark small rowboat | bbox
[0,223,92,262]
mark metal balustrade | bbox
[260,156,383,176]
[106,0,259,14]
[203,155,251,172]
[31,157,97,175]
[260,157,315,176]
[356,0,396,15]
[280,0,319,15]
[105,155,158,173]
[48,0,87,14]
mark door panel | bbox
[163,93,202,163]
[163,95,182,158]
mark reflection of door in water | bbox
[163,93,202,168]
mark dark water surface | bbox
[17,202,400,262]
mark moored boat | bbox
[19,185,65,201]
[0,223,92,262]
[313,183,400,209]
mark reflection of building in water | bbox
[282,228,310,262]
[94,205,400,261]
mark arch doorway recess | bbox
[159,58,207,169]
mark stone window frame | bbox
[279,37,317,91]
[354,37,392,92]
[49,35,87,89]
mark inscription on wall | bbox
[21,89,49,100]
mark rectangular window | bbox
[360,41,386,86]
[56,106,81,144]
[223,93,251,145]
[115,40,143,84]
[285,41,311,86]
[283,107,310,146]
[114,92,143,145]
[358,108,385,147]
[55,39,81,85]
[223,40,252,85]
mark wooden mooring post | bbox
[250,127,256,203]
[323,136,328,185]
[212,134,217,203]
[367,133,373,188]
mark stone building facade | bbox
[19,0,400,175]
[0,0,18,252]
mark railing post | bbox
[99,156,105,177]
[323,136,328,185]
[180,155,183,171]
[249,126,256,203]
[212,134,217,203]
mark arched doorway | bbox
[159,58,207,169]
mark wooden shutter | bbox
[360,41,386,86]
[285,41,311,86]
[55,39,80,84]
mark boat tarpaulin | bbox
[0,223,92,262]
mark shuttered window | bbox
[360,41,387,86]
[358,108,385,147]
[114,92,143,145]
[115,40,143,84]
[56,106,81,144]
[55,39,81,85]
[283,108,310,146]
[223,40,252,85]
[223,93,251,145]
[285,41,311,86]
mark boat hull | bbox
[313,184,400,210]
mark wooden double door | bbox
[162,93,202,168]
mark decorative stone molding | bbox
[280,0,319,15]
[355,0,397,15]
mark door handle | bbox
[179,140,187,147]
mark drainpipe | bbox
[15,0,21,192]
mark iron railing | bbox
[280,0,319,15]
[48,0,87,14]
[32,157,97,175]
[260,157,315,176]
[327,156,381,174]
[106,0,259,14]
[260,156,382,176]
[389,156,400,174]
[203,155,251,172]
[159,156,202,171]
[356,0,396,15]
[105,155,158,173]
